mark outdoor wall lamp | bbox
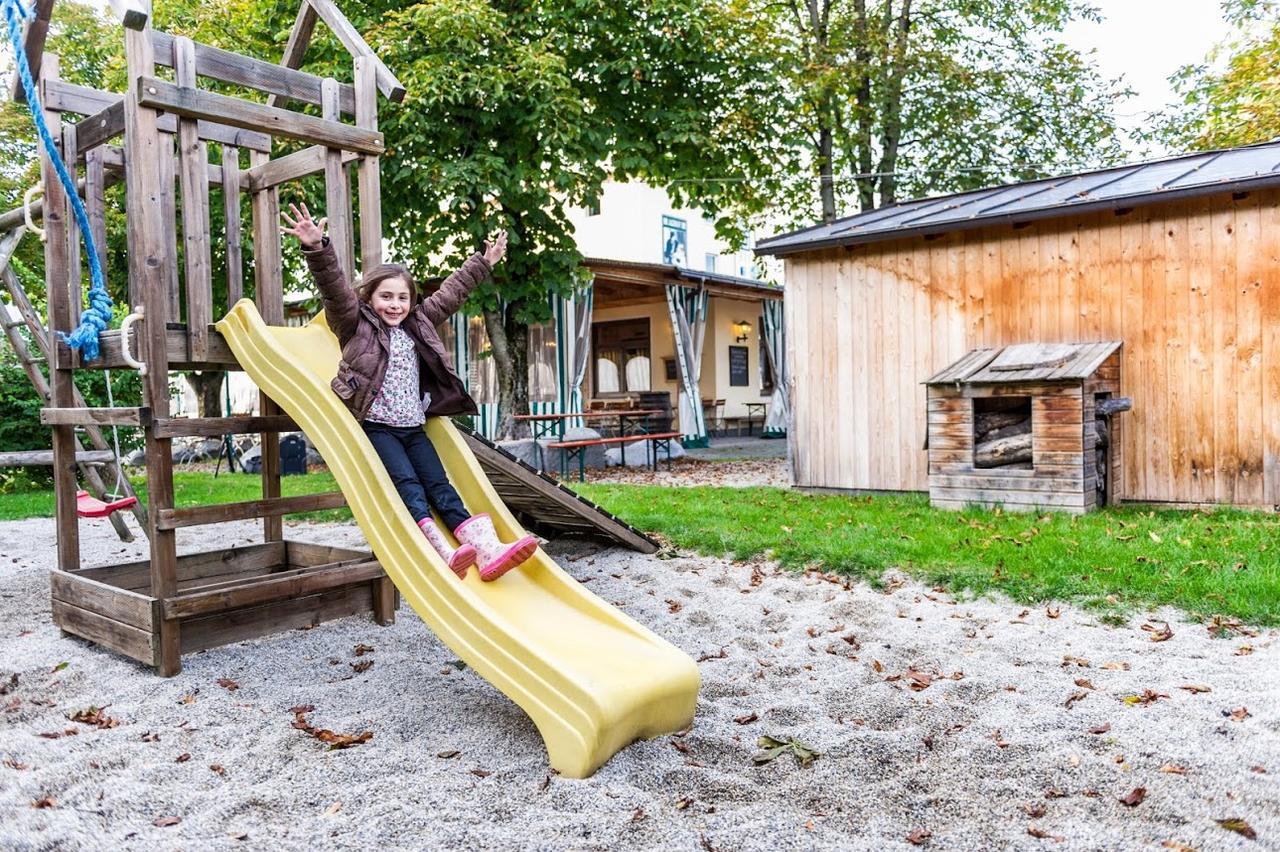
[733,320,752,343]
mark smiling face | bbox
[369,277,412,327]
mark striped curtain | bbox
[559,282,592,428]
[448,312,501,439]
[761,299,787,438]
[665,282,709,447]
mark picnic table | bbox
[742,402,769,436]
[514,409,665,442]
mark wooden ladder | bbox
[0,226,148,541]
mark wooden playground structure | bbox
[7,0,403,676]
[3,0,657,678]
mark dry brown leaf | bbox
[1142,622,1174,642]
[353,643,375,656]
[4,758,30,770]
[1100,661,1130,671]
[733,713,758,725]
[1074,678,1095,690]
[1227,707,1251,722]
[1159,841,1196,851]
[350,660,374,674]
[68,706,119,729]
[666,599,683,614]
[872,660,884,673]
[1178,684,1211,694]
[436,750,460,759]
[31,796,56,809]
[905,828,932,845]
[1064,690,1089,709]
[210,764,226,776]
[216,678,240,692]
[153,816,181,827]
[1159,764,1188,775]
[1215,818,1256,840]
[470,768,491,778]
[1046,606,1061,619]
[676,796,695,810]
[1043,787,1067,799]
[1119,787,1147,807]
[1021,803,1047,818]
[1235,645,1253,656]
[631,807,647,822]
[175,753,191,763]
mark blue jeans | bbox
[362,422,470,531]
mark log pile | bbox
[1091,396,1131,502]
[973,410,1032,469]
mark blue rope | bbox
[3,0,112,361]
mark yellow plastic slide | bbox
[216,301,699,778]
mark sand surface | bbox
[1,517,1276,851]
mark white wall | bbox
[566,182,764,280]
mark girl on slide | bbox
[280,203,538,582]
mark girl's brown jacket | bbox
[303,238,487,421]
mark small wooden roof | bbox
[925,341,1122,385]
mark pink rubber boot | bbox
[454,513,538,582]
[418,518,477,579]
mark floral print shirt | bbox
[365,327,429,427]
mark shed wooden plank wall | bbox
[784,188,1280,506]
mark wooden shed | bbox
[757,142,1280,508]
[925,341,1123,514]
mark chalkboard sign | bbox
[729,345,749,387]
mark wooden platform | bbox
[460,428,658,554]
[52,541,394,666]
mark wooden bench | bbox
[545,431,682,482]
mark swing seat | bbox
[75,490,137,519]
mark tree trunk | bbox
[185,371,224,417]
[483,304,531,441]
[851,0,876,211]
[875,0,912,206]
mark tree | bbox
[1147,0,1280,151]
[739,0,1127,223]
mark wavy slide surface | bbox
[216,301,699,778]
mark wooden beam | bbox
[222,145,244,306]
[75,100,126,155]
[137,77,384,155]
[0,449,116,466]
[151,30,355,115]
[9,0,55,103]
[244,144,359,193]
[174,37,213,362]
[156,492,349,530]
[162,559,381,618]
[304,0,405,102]
[322,78,354,282]
[354,56,382,272]
[41,406,151,427]
[106,0,149,30]
[268,1,319,109]
[152,414,299,438]
[44,80,272,151]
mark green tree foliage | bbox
[758,0,1127,222]
[1148,0,1280,151]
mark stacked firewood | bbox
[972,397,1132,476]
[1090,397,1132,501]
[973,410,1033,469]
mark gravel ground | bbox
[588,457,791,488]
[1,517,1276,851]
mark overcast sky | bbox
[1061,0,1236,154]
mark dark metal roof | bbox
[925,341,1122,385]
[757,141,1280,257]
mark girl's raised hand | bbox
[280,202,328,250]
[483,230,508,266]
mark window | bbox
[526,322,557,403]
[468,316,497,404]
[758,314,774,395]
[592,318,651,396]
[704,253,717,273]
[586,199,601,217]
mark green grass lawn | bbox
[574,484,1280,628]
[2,473,1275,626]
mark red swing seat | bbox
[75,490,138,519]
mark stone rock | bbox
[605,437,686,468]
[494,438,542,470]
[537,427,607,474]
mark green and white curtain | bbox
[449,312,500,438]
[761,299,787,438]
[530,283,592,428]
[665,282,709,448]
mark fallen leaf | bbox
[216,678,240,692]
[1215,818,1256,840]
[1100,661,1129,671]
[470,768,491,778]
[1178,684,1211,694]
[905,828,932,845]
[1021,803,1046,818]
[51,662,68,674]
[671,740,690,754]
[1250,765,1266,774]
[1062,655,1091,668]
[676,796,694,810]
[323,802,342,816]
[1235,645,1253,656]
[1123,689,1169,707]
[68,706,119,729]
[1074,678,1095,690]
[176,753,191,763]
[140,731,160,742]
[872,660,884,673]
[1065,690,1089,709]
[753,735,820,767]
[1119,787,1147,807]
[4,758,30,770]
[1046,606,1061,619]
[227,830,249,841]
[31,796,56,809]
[696,648,728,663]
[733,713,758,725]
[992,730,1010,749]
[1088,722,1111,735]
[1159,764,1187,775]
[180,692,197,705]
[1043,787,1067,799]
[350,660,374,674]
[666,599,683,614]
[631,807,647,822]
[1227,707,1251,722]
[291,708,373,750]
[153,816,181,827]
[1142,622,1174,642]
[353,644,375,656]
[436,750,460,759]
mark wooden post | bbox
[174,37,212,361]
[125,10,182,675]
[59,122,82,332]
[249,146,283,541]
[157,132,180,319]
[266,1,318,109]
[84,145,111,307]
[38,55,80,578]
[354,56,381,273]
[321,77,354,284]
[221,144,243,308]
